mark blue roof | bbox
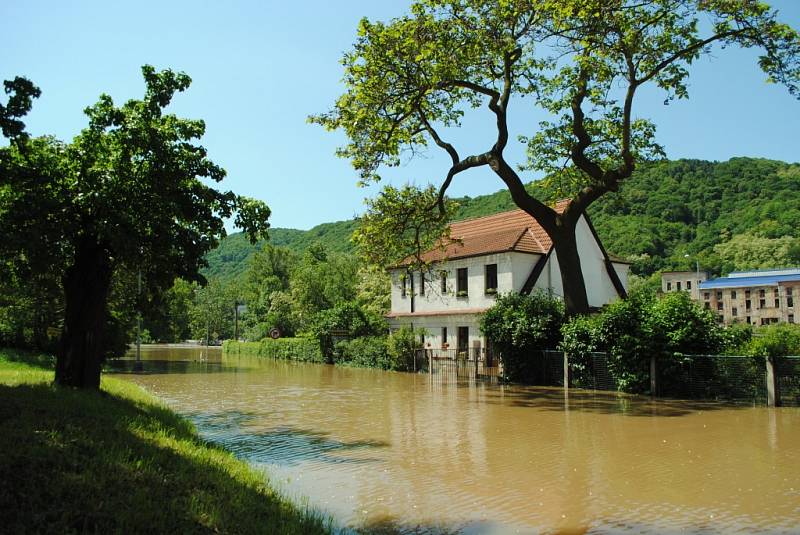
[699,273,800,289]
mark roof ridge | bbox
[452,199,570,226]
[509,227,529,251]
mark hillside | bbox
[203,157,800,282]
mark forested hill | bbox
[204,157,800,282]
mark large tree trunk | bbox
[552,223,590,316]
[55,235,113,389]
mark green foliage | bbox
[222,338,324,363]
[333,336,391,369]
[743,324,800,358]
[386,326,423,372]
[560,288,727,393]
[309,301,379,360]
[0,350,330,534]
[480,292,565,382]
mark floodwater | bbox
[111,346,800,534]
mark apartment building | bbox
[661,270,710,300]
[696,268,800,326]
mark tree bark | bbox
[55,234,113,389]
[551,222,590,316]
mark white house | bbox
[385,203,631,354]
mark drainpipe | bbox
[410,269,415,314]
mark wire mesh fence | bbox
[655,354,768,403]
[775,356,800,407]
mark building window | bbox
[704,302,710,309]
[456,267,468,296]
[775,298,780,308]
[676,281,682,291]
[760,289,766,298]
[790,314,795,324]
[704,292,710,300]
[457,326,469,354]
[440,271,447,294]
[746,299,751,311]
[745,290,751,298]
[746,316,751,324]
[419,272,425,296]
[789,297,794,308]
[731,290,737,299]
[485,264,498,293]
[787,287,794,296]
[774,288,779,297]
[686,281,692,290]
[667,282,672,291]
[760,299,766,309]
[401,275,407,298]
[732,307,738,317]
[717,302,723,311]
[441,327,448,348]
[716,291,723,299]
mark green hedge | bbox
[223,337,324,363]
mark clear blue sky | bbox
[2,1,799,231]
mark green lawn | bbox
[0,349,331,534]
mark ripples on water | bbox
[112,347,800,534]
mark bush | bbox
[333,336,390,369]
[386,326,422,371]
[481,291,564,382]
[559,314,602,388]
[309,302,379,361]
[223,337,324,363]
[744,323,800,358]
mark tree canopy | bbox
[314,0,800,314]
[0,66,271,387]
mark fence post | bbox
[766,356,781,407]
[563,351,569,389]
[650,355,657,396]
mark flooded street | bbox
[112,347,800,534]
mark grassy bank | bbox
[0,348,330,534]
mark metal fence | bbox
[413,348,501,383]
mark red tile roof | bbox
[400,201,570,265]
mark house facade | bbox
[385,205,631,353]
[697,268,800,326]
[661,270,710,300]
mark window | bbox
[745,290,751,298]
[440,271,447,294]
[746,316,751,324]
[419,272,425,296]
[760,289,766,298]
[704,292,710,300]
[775,298,780,308]
[441,327,448,348]
[774,288,779,297]
[746,299,751,311]
[676,281,682,291]
[704,302,710,309]
[667,282,672,291]
[717,302,723,311]
[787,287,794,296]
[789,297,794,308]
[485,264,498,293]
[732,307,738,317]
[401,275,407,298]
[760,299,766,309]
[731,290,737,299]
[686,281,692,290]
[457,326,469,354]
[790,314,795,324]
[456,268,468,296]
[716,291,723,299]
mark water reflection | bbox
[112,347,800,534]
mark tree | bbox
[0,67,270,388]
[313,0,799,314]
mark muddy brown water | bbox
[111,346,800,534]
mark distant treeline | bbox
[204,157,800,284]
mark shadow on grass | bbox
[480,386,751,417]
[184,410,390,467]
[0,381,329,534]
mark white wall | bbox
[389,251,543,315]
[388,313,485,350]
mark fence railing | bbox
[414,346,800,406]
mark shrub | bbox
[481,291,564,382]
[386,326,422,371]
[222,337,324,363]
[744,323,800,358]
[333,336,391,368]
[559,314,602,388]
[309,302,378,360]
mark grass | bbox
[0,348,331,534]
